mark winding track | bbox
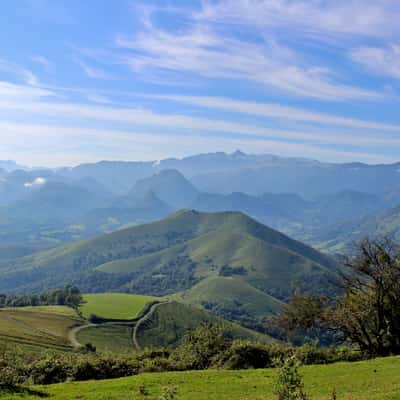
[68,300,170,350]
[132,301,170,350]
[68,322,95,348]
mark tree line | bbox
[0,285,82,309]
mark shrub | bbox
[160,386,177,400]
[275,356,308,400]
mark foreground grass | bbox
[80,293,158,320]
[2,356,400,400]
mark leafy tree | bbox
[331,238,400,356]
[171,323,230,369]
[277,238,400,357]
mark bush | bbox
[275,356,308,400]
[170,323,230,370]
[216,341,277,369]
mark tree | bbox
[331,238,400,356]
[277,238,400,357]
[273,294,334,345]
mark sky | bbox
[1,0,400,167]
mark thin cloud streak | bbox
[149,94,400,132]
[1,98,400,148]
[198,0,400,40]
[351,44,400,79]
[74,58,110,79]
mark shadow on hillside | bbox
[0,384,49,398]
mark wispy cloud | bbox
[1,96,399,149]
[0,81,53,101]
[74,58,110,79]
[198,0,400,40]
[0,59,40,86]
[31,55,52,72]
[350,44,400,79]
[85,93,113,104]
[149,94,400,132]
[115,5,381,101]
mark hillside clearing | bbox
[79,293,158,320]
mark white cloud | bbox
[149,94,400,132]
[198,0,400,40]
[31,55,52,71]
[350,44,400,79]
[85,93,113,104]
[115,9,380,101]
[0,81,54,101]
[0,59,40,86]
[74,58,110,79]
[24,177,47,187]
[1,99,399,148]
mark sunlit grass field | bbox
[79,293,158,320]
[0,307,82,352]
[1,356,400,400]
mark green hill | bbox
[0,210,339,328]
[135,301,271,348]
[180,276,283,327]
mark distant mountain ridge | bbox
[4,151,400,199]
[1,151,400,256]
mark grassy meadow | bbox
[79,293,158,320]
[0,306,82,352]
[76,324,134,352]
[1,356,400,400]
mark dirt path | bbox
[67,301,170,349]
[68,323,95,348]
[132,301,169,350]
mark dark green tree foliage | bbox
[277,238,400,357]
[0,285,82,309]
[332,238,400,356]
[170,323,230,370]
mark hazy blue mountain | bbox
[191,192,289,226]
[191,159,400,199]
[314,203,400,254]
[129,169,199,209]
[0,169,54,206]
[5,181,110,223]
[57,160,155,194]
[83,190,173,233]
[308,191,383,226]
[0,160,28,172]
[30,151,400,201]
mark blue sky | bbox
[1,0,400,166]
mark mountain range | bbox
[1,151,399,256]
